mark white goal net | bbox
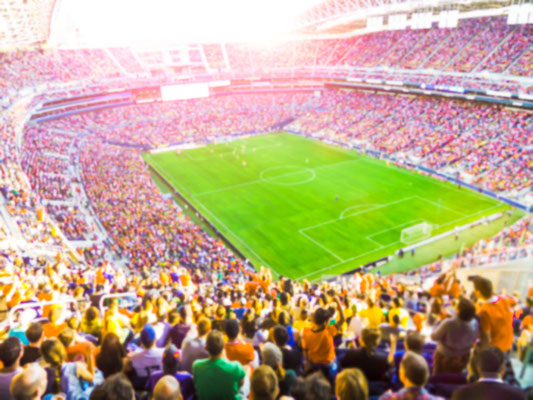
[400,222,433,244]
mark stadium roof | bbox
[0,0,522,49]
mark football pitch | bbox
[144,132,514,281]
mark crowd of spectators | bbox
[0,243,530,400]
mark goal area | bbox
[401,222,433,244]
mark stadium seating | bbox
[0,11,531,400]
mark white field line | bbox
[414,196,466,217]
[299,230,345,262]
[360,157,492,202]
[192,158,363,198]
[148,158,278,274]
[296,204,504,281]
[340,205,378,219]
[300,197,415,233]
[437,204,502,230]
[367,219,425,240]
[296,240,402,280]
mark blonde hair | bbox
[336,368,368,400]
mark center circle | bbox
[260,166,316,186]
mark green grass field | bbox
[144,132,518,281]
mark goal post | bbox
[400,222,433,244]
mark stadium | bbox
[0,0,532,398]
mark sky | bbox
[51,0,325,47]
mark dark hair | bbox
[457,298,476,322]
[401,352,429,388]
[391,314,401,326]
[313,308,330,326]
[89,373,134,400]
[473,276,493,299]
[26,322,43,344]
[225,319,240,341]
[476,347,505,374]
[58,328,75,348]
[96,333,126,379]
[0,337,22,367]
[272,325,289,347]
[163,351,179,375]
[293,371,331,400]
[361,328,381,353]
[206,330,224,357]
[405,331,424,354]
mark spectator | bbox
[451,347,525,400]
[0,337,23,400]
[42,307,67,339]
[96,333,126,378]
[146,346,195,400]
[89,373,135,400]
[272,325,302,374]
[181,318,211,373]
[129,324,164,379]
[20,323,43,366]
[261,342,297,397]
[301,296,345,378]
[192,330,246,400]
[336,368,369,400]
[292,371,332,400]
[250,365,278,400]
[431,297,480,374]
[154,375,182,400]
[9,363,48,400]
[380,352,443,400]
[340,328,394,396]
[472,277,514,353]
[224,319,256,368]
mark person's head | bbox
[89,373,135,400]
[399,352,429,388]
[335,368,368,400]
[224,319,240,341]
[312,307,330,327]
[293,371,332,400]
[40,339,66,394]
[10,363,48,400]
[405,331,424,354]
[272,325,289,347]
[96,333,126,378]
[205,330,224,358]
[58,327,75,349]
[197,317,211,337]
[0,337,23,368]
[457,297,476,322]
[162,345,180,375]
[476,347,505,378]
[360,328,381,352]
[25,323,43,345]
[140,324,156,349]
[84,306,99,323]
[472,276,493,300]
[391,314,401,328]
[154,375,182,400]
[261,342,282,371]
[250,365,278,400]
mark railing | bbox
[8,299,81,327]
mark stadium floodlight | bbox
[400,222,433,244]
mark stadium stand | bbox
[0,3,532,399]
